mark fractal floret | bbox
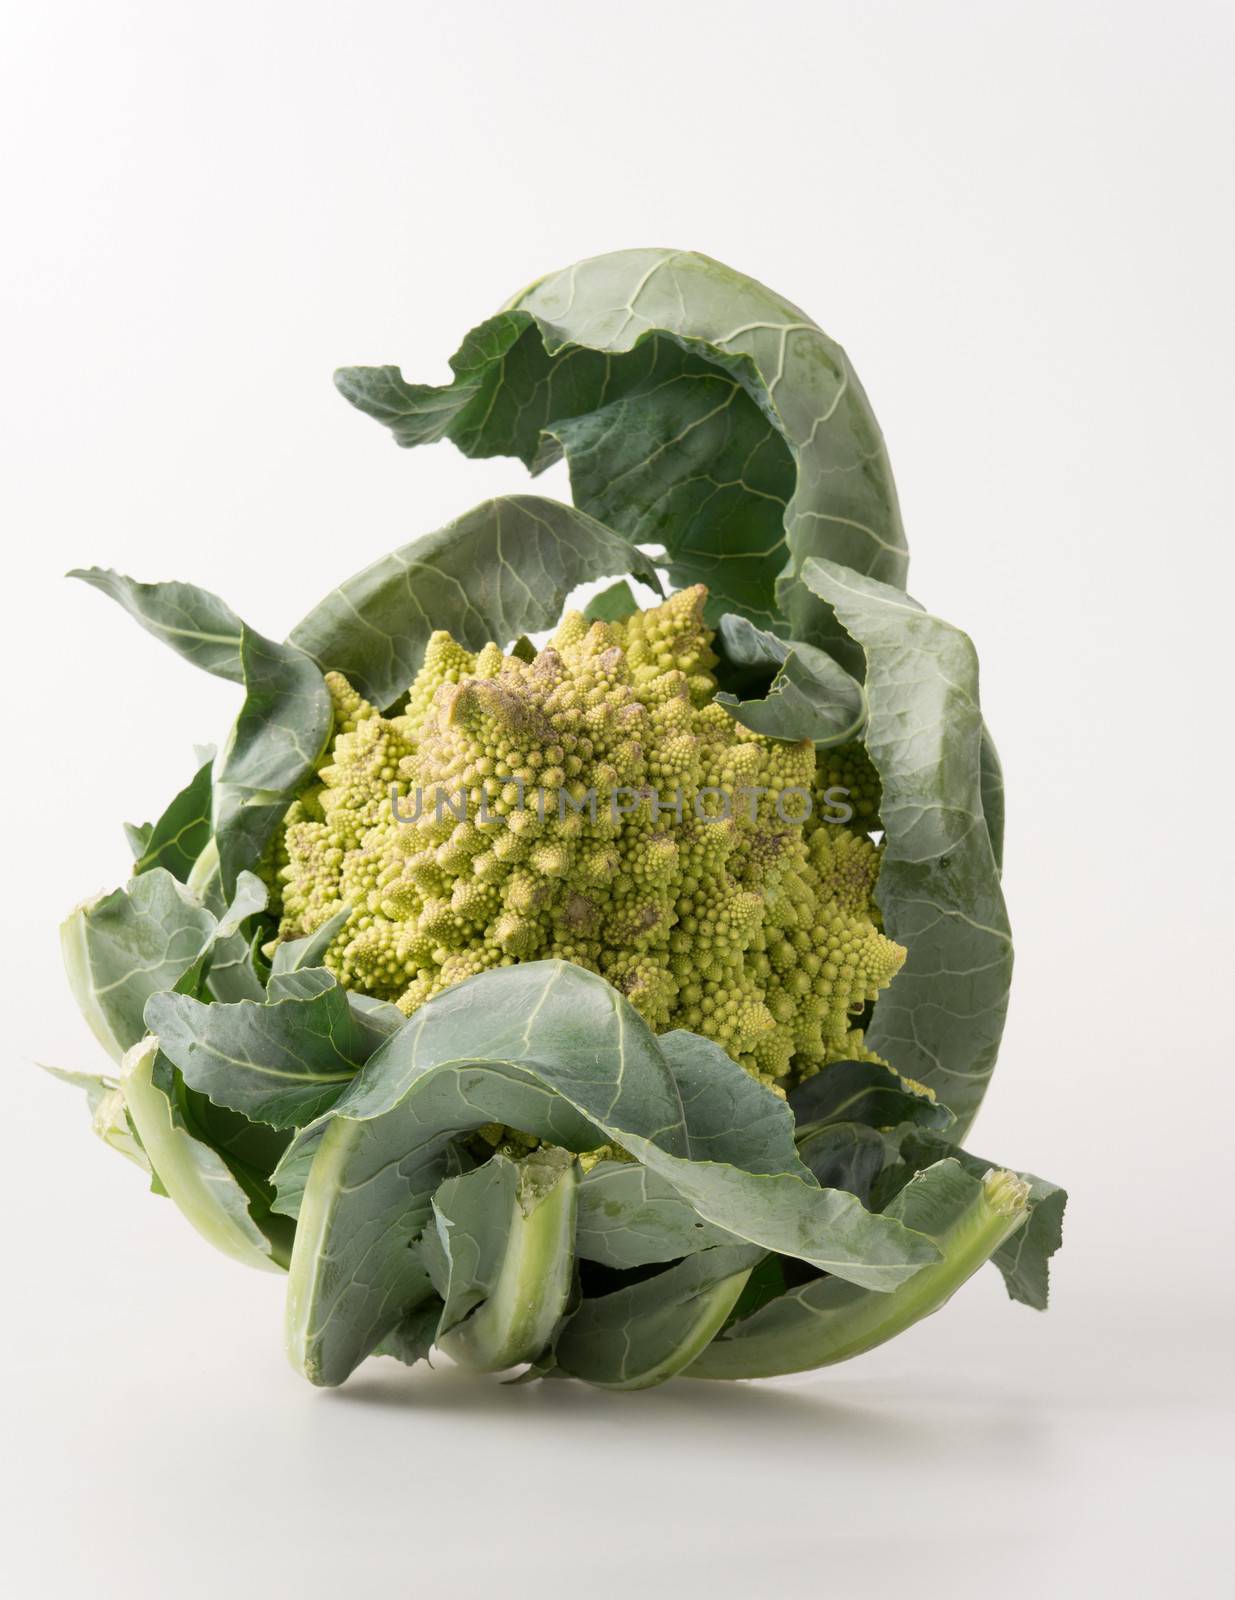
[52,246,1064,1394]
[272,585,905,1089]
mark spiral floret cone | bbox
[273,585,905,1090]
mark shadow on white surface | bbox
[4,1091,1230,1600]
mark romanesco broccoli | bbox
[271,586,904,1089]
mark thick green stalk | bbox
[555,1244,762,1390]
[687,1162,1029,1380]
[121,1039,284,1274]
[608,1268,751,1391]
[438,1156,578,1373]
[60,897,124,1065]
[284,1114,362,1382]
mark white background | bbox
[3,2,1232,1595]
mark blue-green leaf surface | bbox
[335,249,906,631]
[800,559,1013,1132]
[575,1162,735,1268]
[125,756,214,882]
[285,962,938,1386]
[555,1243,762,1390]
[688,1160,1029,1379]
[289,495,662,710]
[60,870,218,1065]
[788,1060,953,1136]
[120,1039,287,1273]
[69,568,245,680]
[434,1149,578,1372]
[268,905,353,977]
[712,613,866,745]
[583,579,640,623]
[146,975,391,1129]
[212,628,332,892]
[876,1131,1066,1310]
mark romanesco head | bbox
[271,585,905,1090]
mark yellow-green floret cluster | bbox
[270,586,905,1089]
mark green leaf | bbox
[159,1065,291,1178]
[145,975,390,1129]
[40,1063,118,1119]
[288,495,663,711]
[124,822,153,861]
[60,869,218,1065]
[214,869,268,939]
[800,559,1013,1133]
[420,1158,518,1336]
[795,1122,887,1203]
[375,1299,442,1368]
[655,1028,814,1174]
[575,1162,736,1268]
[148,1049,295,1258]
[197,871,270,1003]
[54,855,277,1284]
[69,568,246,680]
[877,1132,1066,1310]
[126,757,215,882]
[344,992,406,1032]
[687,1159,1029,1380]
[583,578,639,623]
[265,966,336,1002]
[70,569,332,899]
[555,1243,762,1390]
[979,723,1006,873]
[39,1064,153,1178]
[120,1039,286,1272]
[789,1060,954,1136]
[268,904,353,977]
[269,1123,329,1219]
[435,1149,578,1372]
[994,1174,1065,1309]
[335,249,906,630]
[712,614,866,745]
[284,961,938,1387]
[724,1254,791,1324]
[204,928,268,1004]
[212,629,333,893]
